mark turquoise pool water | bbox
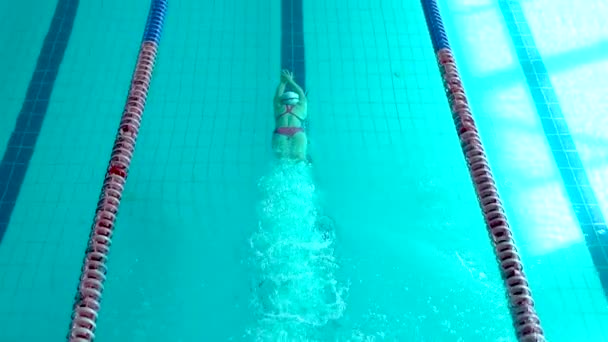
[0,0,607,341]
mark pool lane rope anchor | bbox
[67,1,167,341]
[420,0,545,341]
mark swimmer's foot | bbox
[315,215,335,241]
[293,155,312,165]
[306,154,313,164]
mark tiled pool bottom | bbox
[0,0,607,340]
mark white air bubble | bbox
[247,160,347,340]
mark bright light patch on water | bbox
[446,0,516,76]
[521,0,608,57]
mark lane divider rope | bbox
[419,1,545,341]
[67,1,167,340]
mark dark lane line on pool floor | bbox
[280,0,311,153]
[0,0,80,244]
[281,0,306,90]
[498,0,608,297]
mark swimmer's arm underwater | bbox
[285,77,306,105]
[274,79,287,106]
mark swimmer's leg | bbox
[306,154,313,164]
[315,215,336,241]
[272,133,289,159]
[291,131,308,162]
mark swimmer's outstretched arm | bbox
[286,77,307,105]
[280,69,307,105]
[274,79,287,105]
[281,70,307,105]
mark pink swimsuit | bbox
[274,105,304,137]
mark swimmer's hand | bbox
[281,69,294,83]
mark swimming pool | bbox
[1,0,607,340]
